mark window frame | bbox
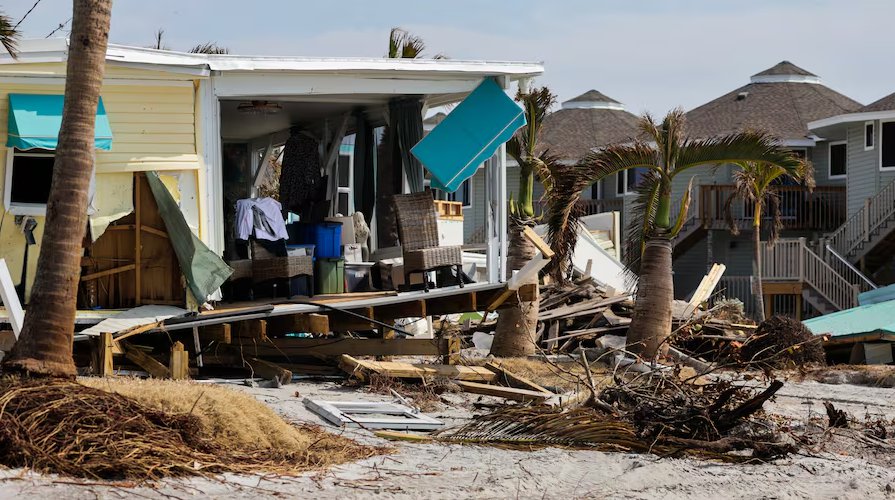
[828,140,847,180]
[4,148,56,216]
[616,169,640,196]
[865,121,875,151]
[880,119,895,171]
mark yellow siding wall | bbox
[0,62,204,300]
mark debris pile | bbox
[739,315,826,369]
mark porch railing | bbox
[826,176,895,257]
[760,238,859,311]
[533,198,624,218]
[714,276,759,320]
[698,184,846,232]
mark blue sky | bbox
[3,0,893,114]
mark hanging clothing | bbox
[389,97,425,193]
[235,197,289,241]
[278,127,322,216]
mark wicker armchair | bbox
[250,240,314,297]
[392,192,463,292]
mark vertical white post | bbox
[0,259,23,337]
[497,143,508,282]
[199,79,224,255]
[484,157,498,283]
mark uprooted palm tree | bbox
[2,0,112,377]
[724,160,813,321]
[545,109,803,360]
[490,86,562,357]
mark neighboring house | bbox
[666,61,863,317]
[808,92,895,285]
[0,38,543,308]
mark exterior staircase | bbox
[825,177,895,271]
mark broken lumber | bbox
[454,380,551,403]
[169,341,189,380]
[484,361,553,394]
[244,356,292,385]
[121,342,170,379]
[339,354,495,383]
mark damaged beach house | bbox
[0,38,545,377]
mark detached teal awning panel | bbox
[145,171,232,303]
[803,299,895,338]
[7,93,113,151]
[411,78,525,192]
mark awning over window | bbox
[411,78,525,192]
[6,93,113,151]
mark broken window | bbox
[4,148,55,215]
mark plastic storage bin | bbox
[315,257,345,294]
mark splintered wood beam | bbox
[113,321,163,343]
[454,380,551,403]
[339,354,496,382]
[169,341,189,380]
[522,226,555,259]
[484,361,553,394]
[244,356,292,385]
[200,323,231,344]
[122,342,170,379]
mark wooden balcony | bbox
[698,184,846,233]
[533,198,625,218]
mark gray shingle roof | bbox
[753,61,817,77]
[565,90,621,104]
[539,100,642,160]
[685,69,862,140]
[861,92,895,113]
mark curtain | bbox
[388,97,425,193]
[353,110,375,223]
[278,127,321,218]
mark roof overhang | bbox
[809,110,895,133]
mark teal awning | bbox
[6,93,113,151]
[411,78,525,192]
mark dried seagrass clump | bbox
[740,315,826,368]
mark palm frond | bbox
[622,170,662,276]
[765,189,783,246]
[668,177,693,238]
[544,163,592,281]
[189,42,229,54]
[0,11,19,58]
[579,142,660,183]
[387,27,425,58]
[674,131,803,177]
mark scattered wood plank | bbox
[682,263,726,318]
[98,332,115,377]
[443,337,461,365]
[454,380,551,403]
[339,355,496,383]
[255,337,449,358]
[121,342,170,379]
[244,356,292,385]
[484,362,554,394]
[522,226,555,259]
[373,430,435,442]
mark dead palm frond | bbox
[189,42,229,54]
[545,109,804,282]
[388,27,426,59]
[0,11,19,58]
[150,28,167,50]
[507,86,562,218]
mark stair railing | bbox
[826,177,895,257]
[762,238,860,311]
[823,243,877,292]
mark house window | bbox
[882,121,895,170]
[4,148,55,215]
[616,168,642,195]
[335,151,353,216]
[432,178,472,208]
[829,141,847,179]
[865,121,875,151]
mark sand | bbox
[0,372,894,499]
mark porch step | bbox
[802,287,838,316]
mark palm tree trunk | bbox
[752,225,766,322]
[626,237,673,360]
[2,0,112,378]
[490,217,539,357]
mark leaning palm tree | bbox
[724,160,813,321]
[0,10,19,57]
[2,0,113,378]
[490,86,562,357]
[545,109,803,360]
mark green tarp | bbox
[145,171,232,303]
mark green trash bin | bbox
[315,257,345,294]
